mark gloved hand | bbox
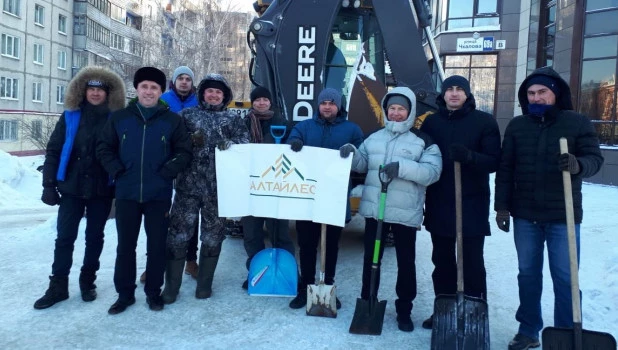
[381,162,399,180]
[496,210,510,232]
[339,144,356,158]
[41,187,60,206]
[217,141,233,151]
[449,144,474,164]
[192,130,205,147]
[558,153,580,174]
[290,139,303,152]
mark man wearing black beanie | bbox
[97,66,193,314]
[495,67,603,350]
[420,74,502,331]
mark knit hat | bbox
[386,94,410,111]
[317,88,342,110]
[250,86,272,103]
[172,66,194,83]
[442,75,471,96]
[86,79,109,93]
[525,75,560,97]
[201,79,227,92]
[133,67,167,92]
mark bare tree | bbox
[19,115,59,151]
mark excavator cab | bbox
[247,0,441,135]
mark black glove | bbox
[290,139,303,152]
[496,210,510,232]
[192,130,205,147]
[558,153,580,174]
[41,187,60,206]
[381,162,399,180]
[339,144,356,158]
[217,141,233,151]
[449,144,474,164]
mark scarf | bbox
[248,109,274,143]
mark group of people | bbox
[33,63,603,349]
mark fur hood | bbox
[64,66,126,111]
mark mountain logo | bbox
[260,154,304,180]
[249,153,316,199]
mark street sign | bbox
[496,40,506,50]
[456,37,494,52]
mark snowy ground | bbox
[0,152,616,349]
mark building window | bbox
[88,0,110,16]
[2,0,20,16]
[128,38,141,56]
[87,19,110,46]
[436,0,499,32]
[34,4,44,26]
[58,14,67,34]
[539,0,556,68]
[0,76,18,99]
[111,33,124,50]
[579,3,618,145]
[33,43,43,64]
[31,120,42,139]
[32,82,42,102]
[111,3,125,22]
[56,85,65,104]
[0,120,18,141]
[74,15,86,35]
[440,54,497,114]
[57,50,67,69]
[1,33,20,58]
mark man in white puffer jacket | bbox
[340,86,442,331]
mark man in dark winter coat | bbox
[240,86,295,290]
[162,74,249,303]
[34,66,125,310]
[495,67,603,350]
[137,65,199,283]
[286,87,364,310]
[420,75,501,329]
[97,67,192,314]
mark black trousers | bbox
[361,218,417,305]
[113,199,171,299]
[295,220,342,286]
[52,196,113,276]
[429,233,487,300]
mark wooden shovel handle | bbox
[560,137,582,324]
[320,223,326,277]
[455,161,464,293]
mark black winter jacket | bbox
[494,67,603,223]
[244,108,290,144]
[421,94,501,237]
[96,100,193,202]
[43,103,114,199]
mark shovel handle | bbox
[560,138,582,325]
[454,161,464,293]
[320,223,327,281]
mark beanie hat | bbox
[133,67,167,92]
[250,86,272,103]
[525,75,560,97]
[386,94,410,111]
[442,75,471,96]
[86,79,109,93]
[317,88,342,110]
[172,66,194,83]
[202,79,227,93]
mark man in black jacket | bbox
[34,66,125,310]
[495,67,603,350]
[420,75,501,329]
[97,67,192,314]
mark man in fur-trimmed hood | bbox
[35,66,125,311]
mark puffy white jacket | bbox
[351,87,442,228]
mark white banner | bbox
[216,144,352,227]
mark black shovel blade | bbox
[349,298,387,335]
[431,293,490,350]
[542,326,617,350]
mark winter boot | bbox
[195,243,221,299]
[79,271,97,302]
[289,281,308,309]
[161,258,186,304]
[139,270,146,284]
[34,275,69,309]
[422,314,434,329]
[395,299,414,332]
[184,260,198,279]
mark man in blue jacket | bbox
[286,88,364,310]
[97,67,192,314]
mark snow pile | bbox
[0,151,44,208]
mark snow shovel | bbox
[541,138,617,350]
[431,161,490,350]
[349,166,391,335]
[270,125,287,144]
[306,223,337,318]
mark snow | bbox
[0,151,616,349]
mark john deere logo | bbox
[249,153,316,199]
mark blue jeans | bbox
[513,218,580,339]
